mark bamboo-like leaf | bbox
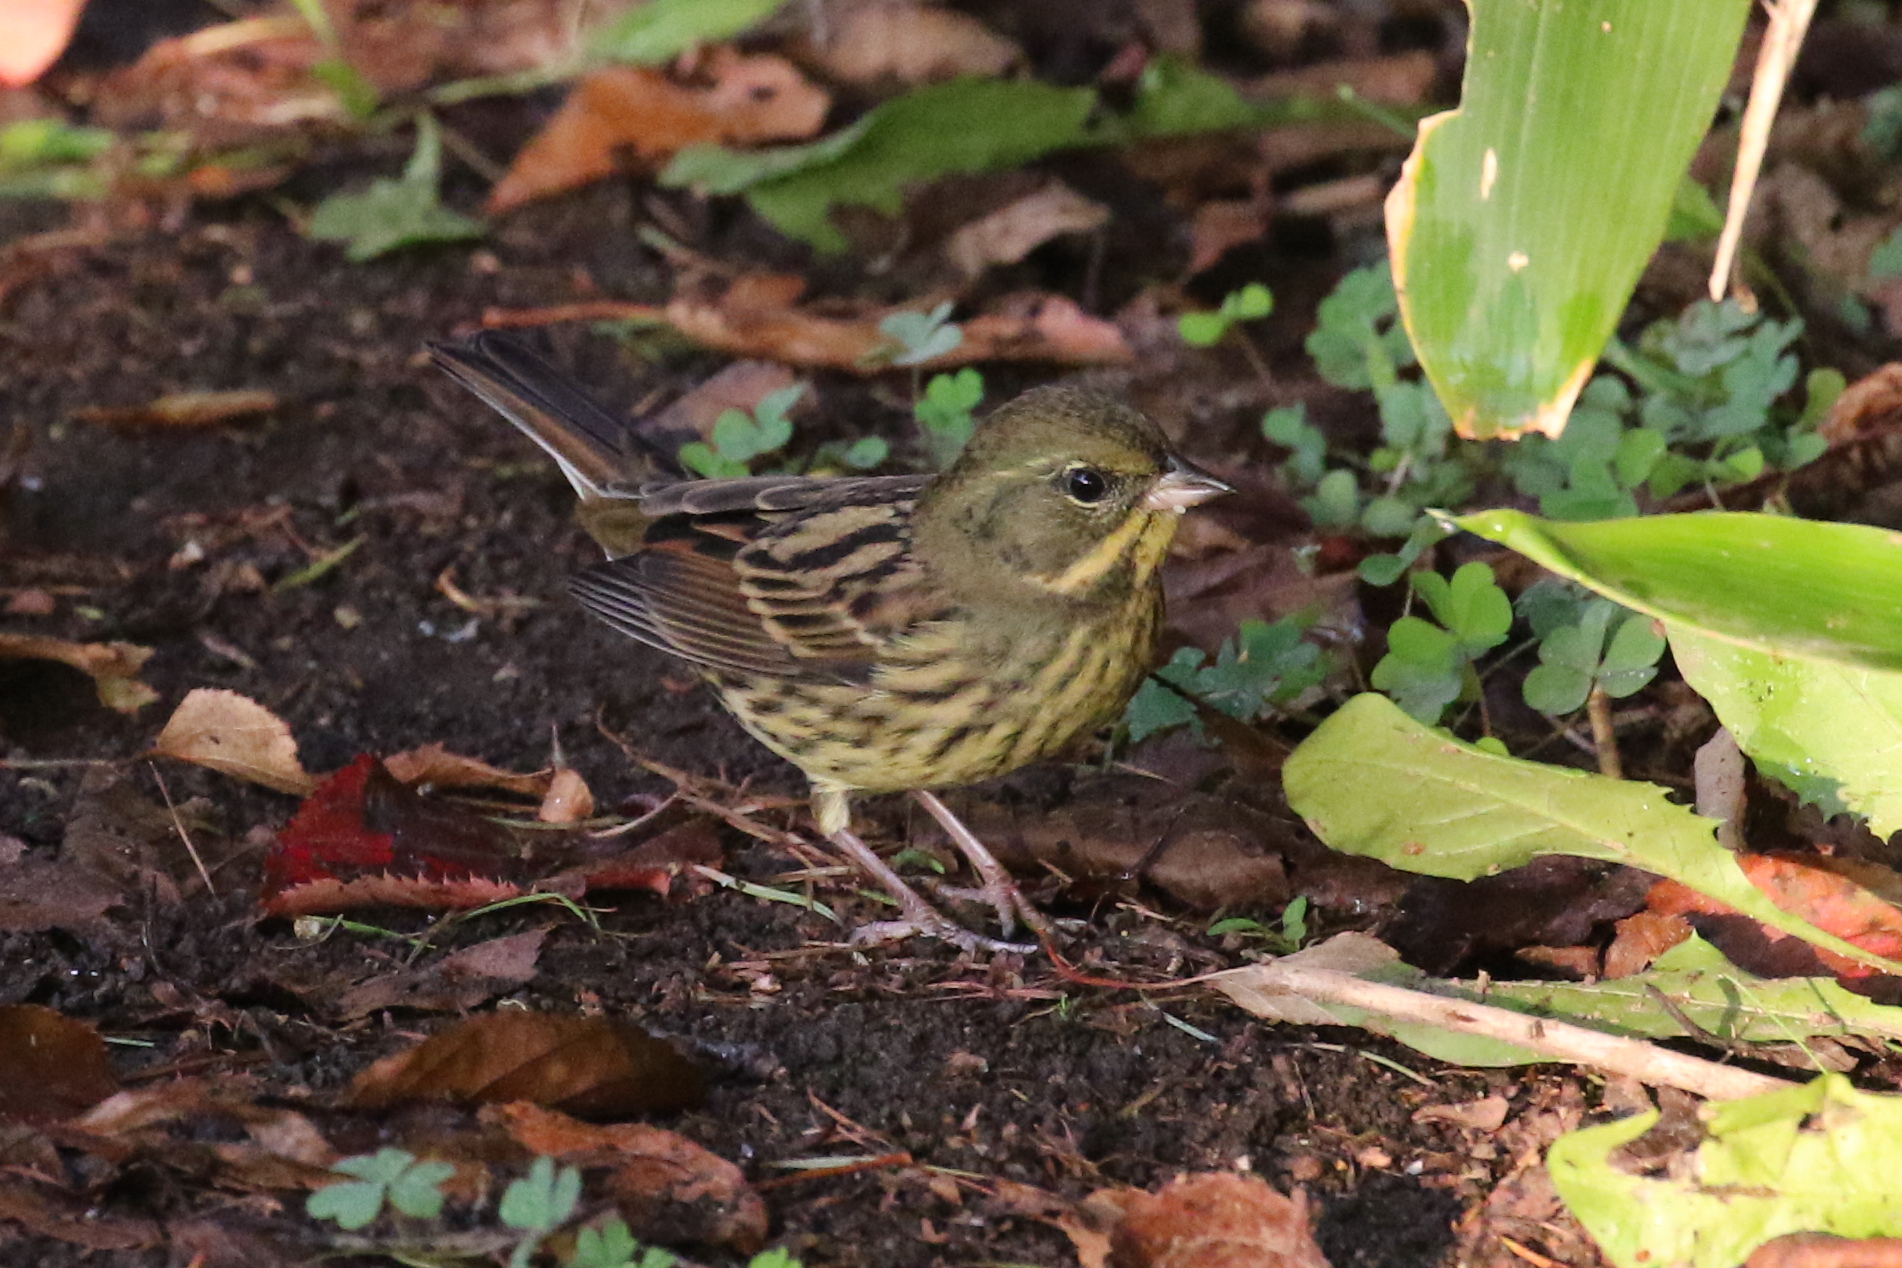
[1387,0,1752,439]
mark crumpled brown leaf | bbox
[488,52,829,214]
[494,1102,766,1254]
[807,1,1021,86]
[346,1011,703,1118]
[1066,1173,1328,1268]
[0,632,158,714]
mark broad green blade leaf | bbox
[1456,509,1902,832]
[1283,693,1902,973]
[1671,626,1902,834]
[1549,1074,1902,1268]
[1453,510,1902,672]
[1387,0,1752,438]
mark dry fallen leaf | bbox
[0,632,158,714]
[335,930,545,1019]
[383,741,550,797]
[1069,1173,1328,1268]
[495,1102,767,1254]
[1411,1095,1510,1132]
[810,1,1021,85]
[0,1005,120,1125]
[488,51,829,214]
[151,687,315,795]
[347,1010,703,1118]
[945,181,1109,277]
[71,390,276,428]
[537,767,594,824]
[486,281,1133,372]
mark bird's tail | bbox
[428,331,681,499]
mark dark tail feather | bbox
[428,331,681,495]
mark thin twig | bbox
[149,763,216,897]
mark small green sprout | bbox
[678,384,807,477]
[1370,563,1511,724]
[501,1156,583,1268]
[880,301,964,366]
[1123,616,1330,744]
[307,115,483,261]
[914,367,984,467]
[1178,282,1273,347]
[306,1148,455,1231]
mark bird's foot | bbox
[911,790,1053,942]
[826,826,1035,956]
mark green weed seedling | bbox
[1209,895,1309,954]
[880,301,964,366]
[914,367,984,468]
[1516,581,1666,716]
[678,384,808,477]
[1370,562,1512,724]
[1178,283,1273,348]
[501,1156,583,1268]
[307,1148,455,1231]
[307,114,483,262]
[1122,615,1331,743]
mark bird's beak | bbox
[1141,456,1233,513]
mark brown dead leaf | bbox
[151,687,314,795]
[0,1006,119,1125]
[72,389,276,428]
[495,1102,767,1253]
[1070,1173,1327,1268]
[810,1,1021,86]
[347,1011,703,1118]
[335,929,545,1019]
[0,1183,159,1252]
[1746,1234,1902,1268]
[0,632,157,713]
[488,52,829,215]
[1188,195,1274,275]
[650,360,801,450]
[1412,1095,1509,1132]
[537,767,595,824]
[486,283,1133,371]
[945,181,1108,278]
[383,741,550,797]
[1604,911,1693,979]
[0,854,121,933]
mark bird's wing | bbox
[571,476,947,681]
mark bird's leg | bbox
[910,790,1052,942]
[824,825,1034,956]
[810,783,1032,955]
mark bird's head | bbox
[914,387,1230,606]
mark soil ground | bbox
[1,180,1606,1268]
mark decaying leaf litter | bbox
[13,1,1902,1265]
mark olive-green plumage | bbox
[431,331,1227,846]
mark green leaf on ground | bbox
[1549,1073,1902,1268]
[307,116,482,261]
[1456,509,1902,833]
[593,0,790,64]
[662,59,1320,252]
[1281,693,1902,974]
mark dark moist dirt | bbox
[1,192,1601,1268]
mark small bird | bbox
[430,331,1229,952]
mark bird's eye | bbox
[1061,466,1110,504]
